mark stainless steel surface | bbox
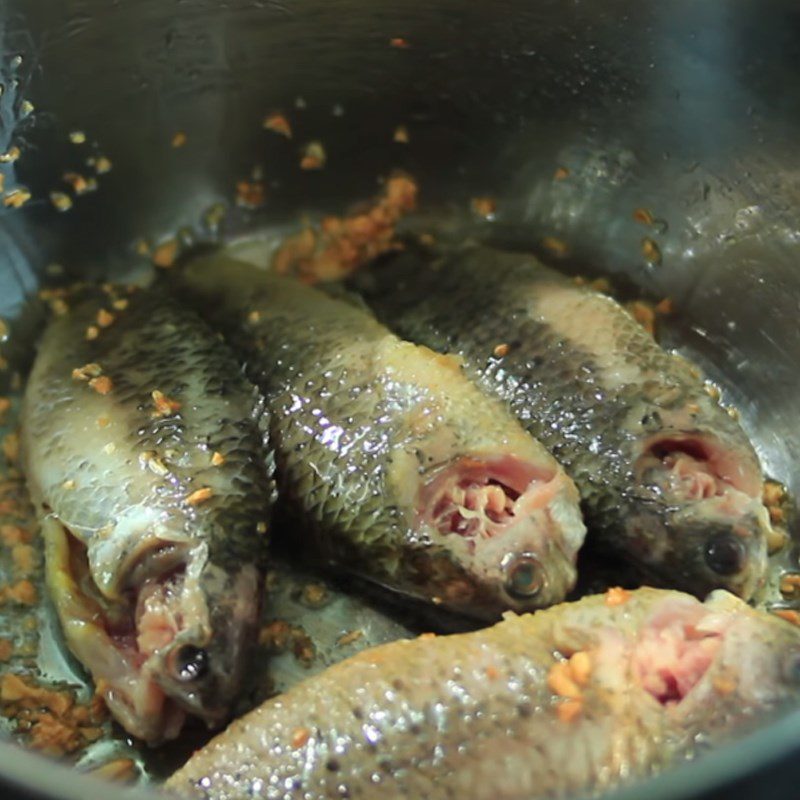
[1,0,800,798]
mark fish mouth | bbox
[43,519,238,744]
[417,455,582,610]
[633,433,770,596]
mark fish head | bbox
[48,517,261,744]
[141,551,260,729]
[628,430,770,598]
[414,454,586,617]
[632,590,800,727]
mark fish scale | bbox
[166,587,800,800]
[356,244,772,599]
[21,286,275,743]
[175,254,587,619]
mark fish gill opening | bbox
[633,603,726,706]
[419,456,557,544]
[639,435,753,502]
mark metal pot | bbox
[1,1,800,798]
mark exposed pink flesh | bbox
[419,456,556,540]
[634,601,725,704]
[135,574,185,658]
[640,435,761,501]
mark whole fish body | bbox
[21,286,274,743]
[355,245,772,599]
[174,255,587,619]
[166,586,800,800]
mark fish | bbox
[20,286,274,744]
[173,254,587,620]
[354,245,772,599]
[165,586,800,800]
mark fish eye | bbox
[502,553,545,600]
[172,645,210,682]
[704,533,746,576]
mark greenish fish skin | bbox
[355,245,771,600]
[21,286,274,744]
[166,587,800,800]
[175,255,587,621]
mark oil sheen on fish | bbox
[21,286,274,743]
[356,245,772,599]
[175,255,586,620]
[166,587,800,800]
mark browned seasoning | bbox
[171,131,187,148]
[2,433,19,464]
[84,758,137,783]
[1,579,37,605]
[605,586,630,607]
[272,174,418,283]
[471,196,497,219]
[393,125,410,144]
[152,239,178,269]
[96,309,115,328]
[263,112,292,138]
[493,343,510,358]
[259,620,316,666]
[626,300,656,337]
[542,236,570,258]
[0,639,13,662]
[336,630,364,648]
[291,727,311,749]
[62,172,93,195]
[186,487,213,506]
[299,141,327,171]
[773,609,800,627]
[3,188,31,208]
[0,674,108,758]
[235,179,266,209]
[641,237,662,265]
[151,389,181,417]
[49,192,73,212]
[0,397,10,424]
[88,376,113,396]
[553,166,570,181]
[389,37,410,48]
[633,207,655,225]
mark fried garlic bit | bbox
[641,237,662,265]
[88,376,113,395]
[542,236,570,258]
[49,192,73,212]
[186,487,214,506]
[471,196,497,219]
[235,179,266,209]
[263,112,292,138]
[605,586,630,607]
[62,172,96,195]
[393,125,410,143]
[152,239,178,269]
[389,37,410,48]
[553,166,570,181]
[171,131,187,148]
[96,308,115,328]
[3,188,31,208]
[272,173,418,283]
[299,141,327,171]
[151,389,181,417]
[71,363,103,381]
[211,451,225,467]
[0,397,10,423]
[548,651,592,723]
